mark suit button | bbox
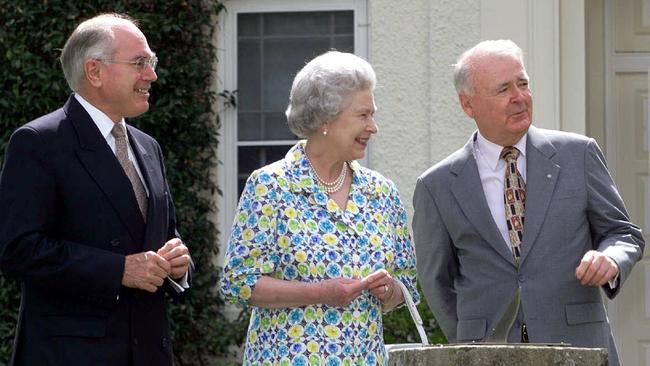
[518,274,525,282]
[162,337,169,349]
[110,239,121,247]
[133,337,139,346]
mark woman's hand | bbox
[318,277,369,306]
[366,269,393,300]
[365,269,404,310]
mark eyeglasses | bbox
[98,55,158,72]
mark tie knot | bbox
[501,146,520,162]
[111,124,126,139]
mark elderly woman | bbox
[220,51,418,366]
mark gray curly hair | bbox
[285,51,376,138]
[453,39,525,96]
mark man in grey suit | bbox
[413,40,643,366]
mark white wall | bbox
[368,0,480,215]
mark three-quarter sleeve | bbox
[219,169,279,305]
[387,181,420,307]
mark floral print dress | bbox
[220,141,419,366]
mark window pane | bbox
[238,13,259,37]
[237,177,248,198]
[264,12,330,36]
[238,40,261,110]
[334,11,354,34]
[263,38,330,111]
[237,11,354,142]
[265,112,297,140]
[238,146,262,175]
[267,145,290,162]
[238,113,261,141]
[333,36,354,53]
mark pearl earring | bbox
[323,130,328,136]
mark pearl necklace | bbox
[305,155,348,194]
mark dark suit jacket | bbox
[413,126,644,366]
[0,95,188,365]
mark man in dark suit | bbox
[0,13,191,365]
[413,40,643,366]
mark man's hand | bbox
[575,250,619,286]
[318,277,368,307]
[156,238,190,280]
[122,251,171,292]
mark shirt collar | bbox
[475,131,527,170]
[284,140,370,194]
[74,93,127,139]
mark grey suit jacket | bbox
[413,126,643,365]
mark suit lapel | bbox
[519,126,559,265]
[450,136,516,265]
[65,96,146,243]
[128,127,154,207]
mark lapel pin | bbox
[546,174,552,179]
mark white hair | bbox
[453,39,525,96]
[60,13,139,92]
[285,51,376,138]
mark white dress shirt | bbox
[473,131,527,249]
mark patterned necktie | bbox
[501,146,525,262]
[111,124,148,221]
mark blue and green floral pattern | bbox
[220,141,418,366]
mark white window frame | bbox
[216,0,369,267]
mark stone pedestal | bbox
[387,344,608,366]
